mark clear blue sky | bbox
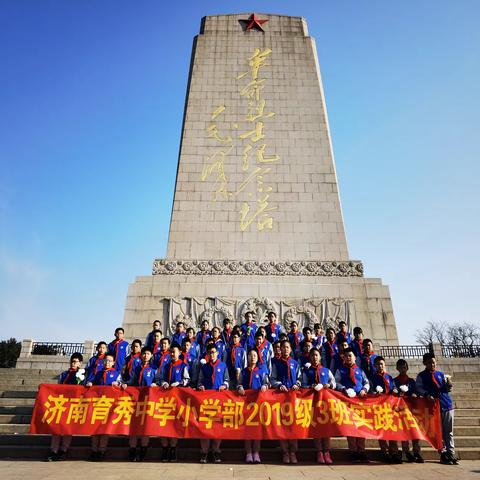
[1,0,479,345]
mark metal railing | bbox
[379,344,433,359]
[442,344,480,358]
[31,342,85,356]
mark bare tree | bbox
[415,320,448,346]
[447,322,480,347]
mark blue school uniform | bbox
[266,323,282,344]
[240,322,258,350]
[145,331,156,350]
[335,365,369,394]
[349,339,364,358]
[221,328,233,345]
[85,354,105,383]
[371,372,395,393]
[198,359,229,390]
[131,364,157,386]
[416,369,453,412]
[330,353,344,375]
[271,357,301,389]
[239,365,268,390]
[150,351,171,375]
[321,341,338,370]
[360,353,379,380]
[254,340,273,373]
[226,344,246,380]
[214,339,226,361]
[195,330,212,356]
[287,331,303,357]
[92,368,122,386]
[171,331,186,346]
[161,359,189,385]
[107,339,129,371]
[302,364,334,387]
[313,335,326,348]
[122,353,142,382]
[336,331,352,345]
[393,375,417,396]
[298,353,311,369]
[58,369,79,385]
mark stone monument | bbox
[123,13,399,345]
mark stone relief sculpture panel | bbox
[162,296,355,335]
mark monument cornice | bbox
[152,259,364,277]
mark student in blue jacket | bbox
[46,352,84,462]
[237,349,268,464]
[416,353,458,465]
[197,344,229,464]
[270,340,301,464]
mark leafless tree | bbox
[447,322,480,347]
[415,320,449,346]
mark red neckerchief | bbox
[127,353,140,374]
[102,367,115,385]
[94,354,105,373]
[168,359,183,383]
[274,353,281,359]
[112,339,122,359]
[63,368,77,384]
[159,351,169,369]
[430,370,441,389]
[338,331,347,342]
[255,339,267,364]
[354,339,363,354]
[269,322,276,334]
[209,359,220,385]
[377,372,390,393]
[326,340,335,357]
[153,342,160,354]
[181,352,189,365]
[201,331,209,345]
[348,364,358,384]
[138,364,150,385]
[281,357,292,381]
[223,328,232,342]
[292,331,300,346]
[247,366,259,389]
[365,351,374,367]
[313,364,322,384]
[231,344,241,365]
[396,374,410,385]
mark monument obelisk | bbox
[123,13,399,345]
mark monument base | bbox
[123,260,398,345]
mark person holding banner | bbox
[335,348,370,463]
[46,352,84,462]
[122,339,142,383]
[237,349,269,463]
[270,340,301,464]
[84,341,107,384]
[127,347,157,462]
[86,353,126,461]
[301,347,335,464]
[197,344,229,463]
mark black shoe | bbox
[137,446,148,462]
[161,447,169,462]
[97,452,105,462]
[200,452,208,464]
[391,452,403,464]
[89,451,98,462]
[405,451,415,463]
[447,452,459,465]
[349,451,360,463]
[169,447,178,462]
[414,453,425,463]
[129,447,137,462]
[212,451,222,463]
[380,451,391,463]
[358,452,370,463]
[440,452,453,465]
[46,451,59,462]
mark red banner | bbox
[30,385,442,449]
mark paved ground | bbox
[1,460,479,480]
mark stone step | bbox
[0,424,29,434]
[0,406,33,415]
[456,408,480,417]
[0,398,35,407]
[0,391,37,398]
[0,440,478,461]
[456,417,480,426]
[0,414,32,424]
[454,400,480,409]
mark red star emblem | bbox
[241,13,268,32]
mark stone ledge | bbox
[152,259,364,277]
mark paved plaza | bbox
[1,461,479,480]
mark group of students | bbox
[47,312,458,466]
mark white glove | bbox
[314,384,323,391]
[376,386,384,394]
[200,358,207,365]
[399,385,409,393]
[346,388,356,398]
[304,363,311,369]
